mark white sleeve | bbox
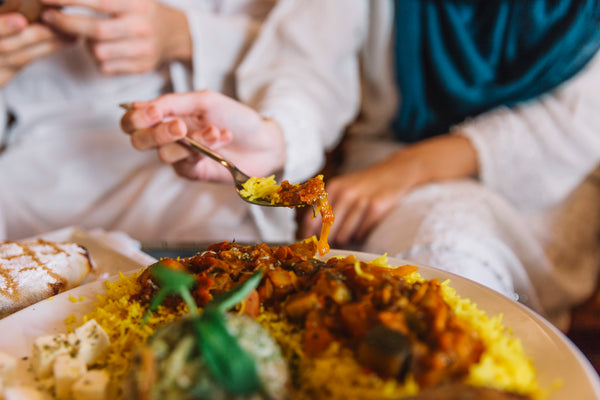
[235,0,369,182]
[454,52,600,212]
[165,1,275,91]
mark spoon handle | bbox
[178,137,251,185]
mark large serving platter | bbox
[1,249,598,399]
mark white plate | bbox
[0,249,598,399]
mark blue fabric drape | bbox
[392,0,600,142]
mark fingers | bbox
[41,9,149,40]
[0,13,28,36]
[159,125,232,164]
[353,196,397,241]
[172,156,204,180]
[3,37,66,67]
[120,103,164,133]
[0,23,56,53]
[38,1,174,74]
[88,37,155,74]
[331,192,398,246]
[91,37,152,61]
[143,90,217,117]
[121,94,197,128]
[301,175,399,247]
[122,91,219,133]
[156,141,190,164]
[326,184,367,246]
[120,94,212,134]
[0,23,53,52]
[120,93,224,143]
[124,113,234,180]
[40,0,144,14]
[172,156,233,182]
[0,18,62,86]
[94,53,155,75]
[192,125,233,149]
[0,29,67,70]
[128,119,186,151]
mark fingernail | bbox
[7,15,26,30]
[168,120,181,136]
[41,10,54,23]
[202,125,217,138]
[145,105,160,120]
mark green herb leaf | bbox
[193,311,261,394]
[207,269,264,313]
[195,269,264,393]
[142,261,199,323]
[143,262,265,396]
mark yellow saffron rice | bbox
[239,175,282,203]
[67,262,542,400]
[67,272,187,389]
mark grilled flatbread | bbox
[0,239,93,318]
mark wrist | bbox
[404,134,479,184]
[160,5,192,63]
[389,146,431,188]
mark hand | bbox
[120,90,287,182]
[0,13,71,87]
[301,135,479,246]
[40,0,191,75]
[302,153,424,246]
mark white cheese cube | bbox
[73,320,110,366]
[30,333,75,379]
[3,385,46,400]
[72,370,110,400]
[53,355,87,400]
[0,351,17,386]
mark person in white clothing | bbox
[124,0,600,329]
[300,0,600,329]
[0,0,361,245]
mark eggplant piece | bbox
[285,291,321,319]
[357,324,411,380]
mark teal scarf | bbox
[393,0,600,142]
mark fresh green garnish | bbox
[143,259,265,395]
[143,261,199,322]
[207,268,263,313]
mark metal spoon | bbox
[120,103,301,207]
[178,136,303,207]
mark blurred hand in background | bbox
[0,10,71,87]
[39,0,191,74]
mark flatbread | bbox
[0,239,93,318]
